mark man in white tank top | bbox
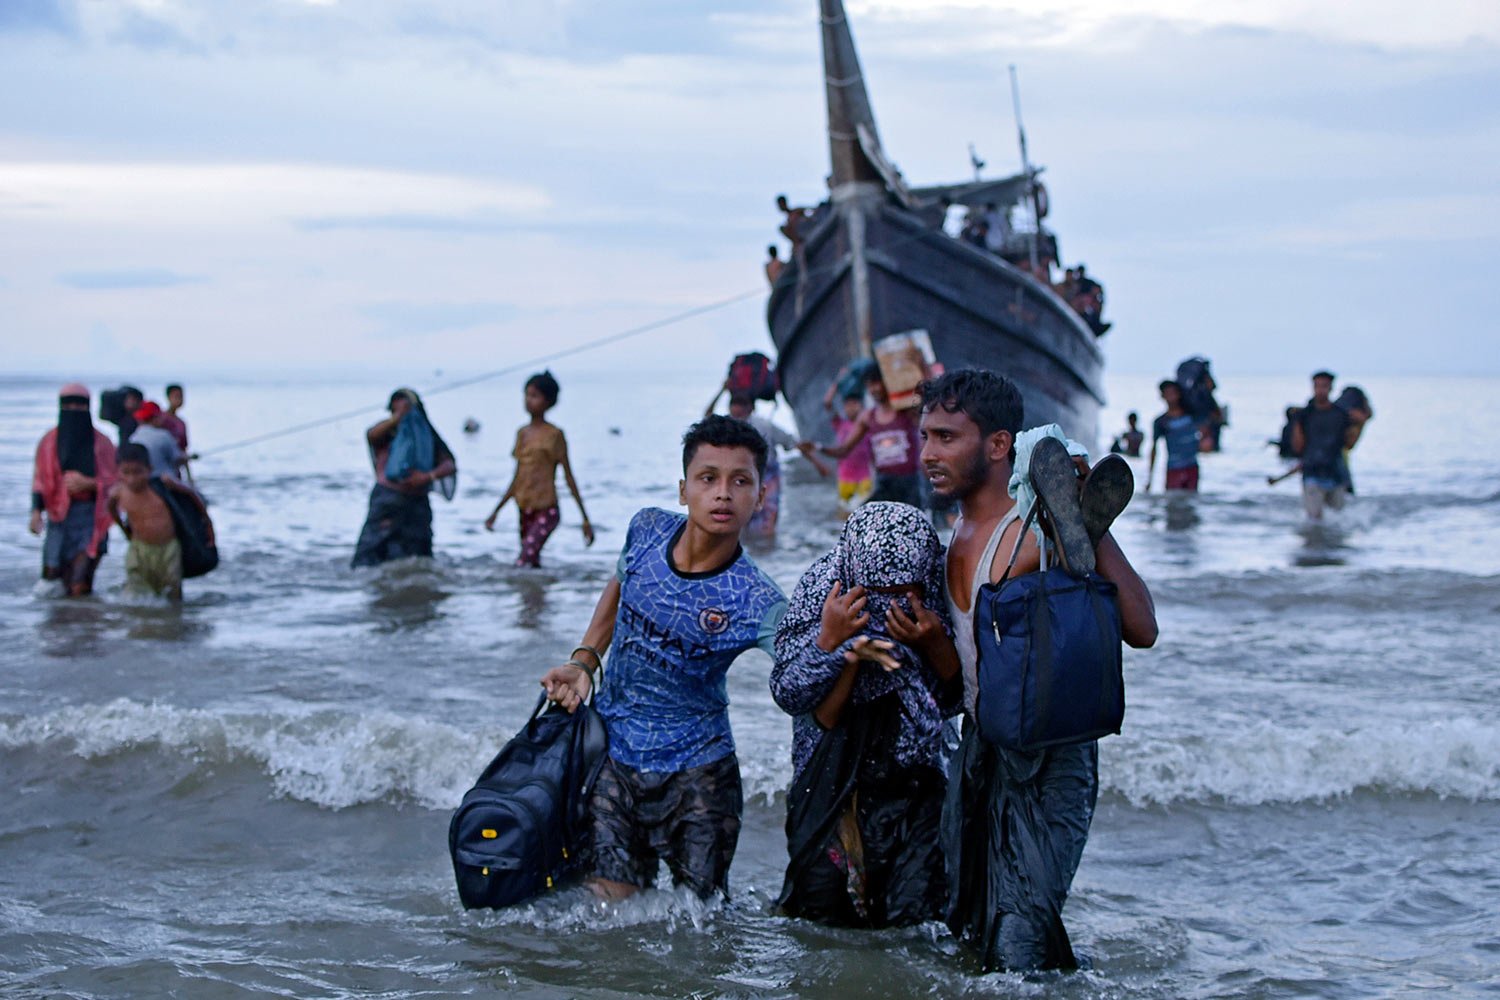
[917,369,1158,972]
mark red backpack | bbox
[726,352,779,402]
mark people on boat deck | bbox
[705,384,821,538]
[484,371,594,568]
[1146,380,1202,493]
[108,442,213,601]
[539,415,788,901]
[919,368,1157,972]
[764,245,786,285]
[982,202,1011,253]
[351,388,456,567]
[820,369,924,509]
[776,194,813,249]
[30,382,118,596]
[771,501,959,928]
[1110,411,1144,458]
[822,379,874,511]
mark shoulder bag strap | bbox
[993,504,1041,592]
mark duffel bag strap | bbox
[994,504,1041,592]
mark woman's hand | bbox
[581,517,595,546]
[886,592,944,657]
[846,635,900,672]
[816,581,868,652]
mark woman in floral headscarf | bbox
[770,501,961,928]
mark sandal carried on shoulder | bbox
[1081,453,1134,547]
[1028,436,1094,577]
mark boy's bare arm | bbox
[541,577,620,712]
[107,487,129,536]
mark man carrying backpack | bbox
[918,369,1158,971]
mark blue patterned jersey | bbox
[595,508,786,772]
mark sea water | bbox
[1,371,1497,998]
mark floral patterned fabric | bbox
[771,501,959,778]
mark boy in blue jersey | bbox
[541,415,788,900]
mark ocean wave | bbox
[1103,717,1500,806]
[4,700,1496,813]
[0,699,489,811]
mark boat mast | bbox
[1008,64,1042,276]
[821,0,887,360]
[821,0,883,187]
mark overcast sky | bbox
[2,0,1497,382]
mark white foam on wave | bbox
[0,698,491,811]
[1104,716,1500,806]
[6,699,1496,812]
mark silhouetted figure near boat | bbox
[1146,380,1202,493]
[1110,412,1144,458]
[765,245,786,285]
[777,195,813,249]
[352,389,456,567]
[30,383,118,596]
[484,371,593,568]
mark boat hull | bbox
[768,196,1106,451]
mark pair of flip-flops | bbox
[1028,437,1134,577]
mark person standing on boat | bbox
[1145,380,1201,493]
[917,368,1156,972]
[351,388,457,567]
[821,369,924,508]
[765,245,786,285]
[30,383,118,597]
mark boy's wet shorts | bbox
[589,752,743,899]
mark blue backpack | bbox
[973,509,1124,752]
[449,694,608,909]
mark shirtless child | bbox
[107,443,213,600]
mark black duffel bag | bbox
[449,693,608,909]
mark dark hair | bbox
[917,368,1023,438]
[116,443,150,467]
[165,383,183,395]
[1159,379,1180,393]
[122,385,143,404]
[1311,370,1335,382]
[863,367,885,386]
[767,244,779,257]
[526,371,560,407]
[841,390,864,403]
[1127,411,1139,421]
[682,415,768,478]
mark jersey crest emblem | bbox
[698,607,731,635]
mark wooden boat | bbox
[768,0,1107,447]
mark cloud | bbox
[58,268,206,290]
[360,300,521,338]
[0,0,77,37]
[0,162,552,230]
